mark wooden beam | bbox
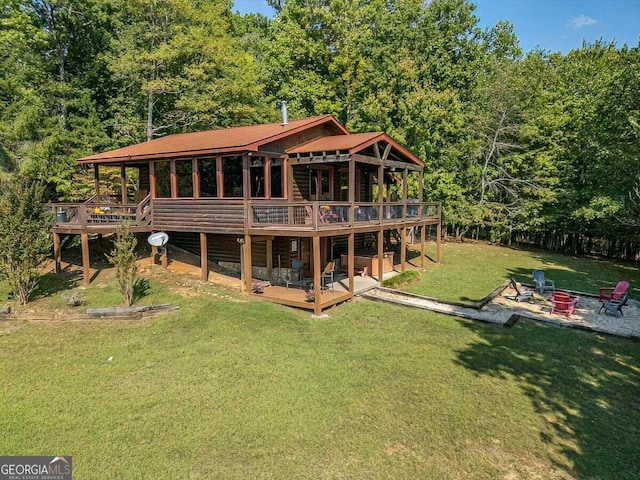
[352,154,421,171]
[170,159,177,198]
[244,234,252,293]
[382,143,392,161]
[348,232,355,293]
[286,158,294,202]
[200,232,208,282]
[373,142,381,159]
[378,163,384,221]
[242,154,250,200]
[149,162,156,198]
[289,154,351,165]
[193,157,200,199]
[266,238,273,281]
[348,159,355,203]
[436,222,442,264]
[313,235,322,316]
[418,169,424,202]
[402,168,408,220]
[121,164,127,205]
[53,232,61,273]
[216,156,223,199]
[377,229,384,284]
[421,224,426,269]
[94,164,100,200]
[81,233,90,285]
[400,227,406,272]
[265,157,271,200]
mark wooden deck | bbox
[251,285,353,312]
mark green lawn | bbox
[1,245,639,478]
[408,242,640,304]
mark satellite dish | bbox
[147,231,169,247]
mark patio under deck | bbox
[251,285,353,312]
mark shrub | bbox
[0,178,53,305]
[107,221,140,307]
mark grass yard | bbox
[409,242,640,304]
[0,243,639,478]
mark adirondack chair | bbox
[551,292,579,317]
[599,292,630,317]
[321,262,336,291]
[533,270,555,294]
[509,278,534,302]
[599,280,630,302]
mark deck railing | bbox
[249,201,440,230]
[52,197,439,232]
[52,194,152,230]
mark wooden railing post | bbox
[79,204,87,228]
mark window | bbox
[250,157,266,198]
[154,161,170,198]
[199,158,217,197]
[223,155,243,197]
[176,159,193,197]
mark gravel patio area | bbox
[497,285,640,339]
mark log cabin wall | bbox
[137,163,151,192]
[359,167,372,202]
[153,198,245,234]
[169,232,293,270]
[292,167,310,201]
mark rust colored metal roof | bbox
[287,132,424,166]
[286,132,382,153]
[78,115,348,164]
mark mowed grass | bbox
[0,244,639,478]
[409,242,640,303]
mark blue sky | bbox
[232,0,640,54]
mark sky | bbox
[232,0,640,54]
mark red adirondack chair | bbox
[551,292,579,317]
[599,281,630,302]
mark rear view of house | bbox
[52,114,441,314]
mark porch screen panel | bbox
[223,155,243,198]
[271,162,283,198]
[250,157,266,198]
[176,159,193,197]
[154,161,171,198]
[199,158,217,197]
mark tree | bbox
[0,177,53,304]
[106,221,140,307]
[106,0,266,144]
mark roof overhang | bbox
[77,115,349,165]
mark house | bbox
[51,113,441,314]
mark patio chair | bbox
[321,262,335,292]
[533,270,555,295]
[551,292,579,317]
[599,291,630,317]
[599,280,630,302]
[509,278,534,302]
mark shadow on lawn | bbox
[455,320,640,478]
[36,267,81,298]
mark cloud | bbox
[568,15,598,29]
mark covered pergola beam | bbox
[351,154,421,171]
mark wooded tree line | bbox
[1,0,639,258]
